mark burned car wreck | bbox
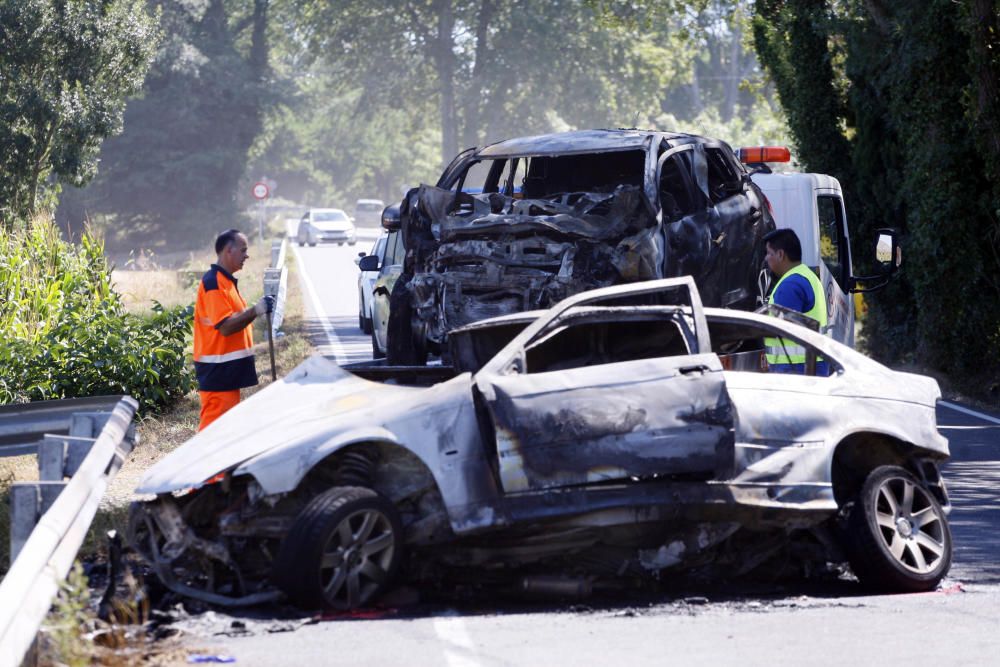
[383,129,775,364]
[130,278,952,610]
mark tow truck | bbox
[742,146,899,348]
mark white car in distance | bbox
[297,208,356,246]
[353,198,385,227]
[355,232,387,333]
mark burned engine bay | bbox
[409,183,662,338]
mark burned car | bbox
[130,278,952,610]
[383,129,775,364]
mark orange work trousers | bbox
[198,389,241,431]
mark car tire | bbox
[371,327,385,359]
[845,465,952,592]
[309,242,316,247]
[272,486,402,610]
[386,276,427,366]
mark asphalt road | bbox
[171,238,1000,665]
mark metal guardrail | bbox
[0,395,138,667]
[265,238,288,334]
[0,396,124,458]
[270,237,287,271]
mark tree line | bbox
[51,0,786,248]
[753,0,1000,389]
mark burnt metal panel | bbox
[483,353,734,492]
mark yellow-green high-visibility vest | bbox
[764,264,827,365]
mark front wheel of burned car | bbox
[272,486,403,610]
[845,465,952,593]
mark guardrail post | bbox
[69,411,111,438]
[62,436,98,478]
[37,482,66,515]
[10,482,73,561]
[37,437,66,482]
[9,485,39,564]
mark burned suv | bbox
[384,129,775,364]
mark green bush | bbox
[0,219,194,412]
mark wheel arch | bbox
[831,431,948,508]
[300,439,441,506]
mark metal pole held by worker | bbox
[266,309,277,381]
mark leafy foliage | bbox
[0,0,159,224]
[0,218,194,412]
[58,0,274,250]
[752,0,1000,383]
[249,0,789,208]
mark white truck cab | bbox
[750,171,857,347]
[736,146,901,350]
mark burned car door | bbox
[476,306,735,493]
[657,142,768,311]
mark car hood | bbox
[310,219,353,231]
[135,355,423,495]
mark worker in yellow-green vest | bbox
[762,228,829,375]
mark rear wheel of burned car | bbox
[845,465,952,592]
[272,486,403,610]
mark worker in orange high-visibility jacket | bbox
[193,229,274,431]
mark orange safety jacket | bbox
[193,264,258,392]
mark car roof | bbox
[475,128,707,158]
[355,198,384,205]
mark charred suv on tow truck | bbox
[382,129,775,364]
[129,278,952,611]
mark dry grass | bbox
[111,237,276,314]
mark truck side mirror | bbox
[850,228,901,293]
[381,204,401,231]
[358,255,380,271]
[875,228,901,274]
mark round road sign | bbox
[252,182,269,200]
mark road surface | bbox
[170,238,1000,666]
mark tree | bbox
[297,0,694,167]
[58,0,274,250]
[753,0,1000,385]
[0,0,158,225]
[249,0,706,208]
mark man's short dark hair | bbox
[763,228,802,262]
[215,229,243,254]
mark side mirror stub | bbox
[358,255,380,271]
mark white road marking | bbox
[939,400,1000,426]
[432,612,482,667]
[290,244,348,364]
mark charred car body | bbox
[383,129,775,364]
[130,278,952,610]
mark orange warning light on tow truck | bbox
[737,146,791,164]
